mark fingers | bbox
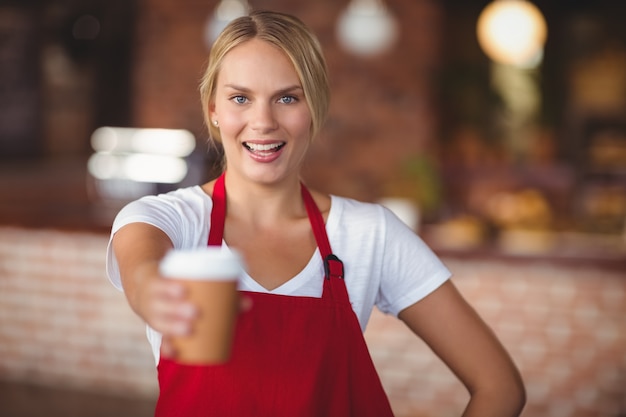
[141,279,251,346]
[160,337,177,359]
[141,279,198,337]
[240,294,253,312]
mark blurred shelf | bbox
[0,156,114,233]
[423,225,626,271]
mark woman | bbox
[107,10,525,417]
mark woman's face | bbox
[209,38,313,186]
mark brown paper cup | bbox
[159,248,244,364]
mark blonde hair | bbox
[199,10,330,142]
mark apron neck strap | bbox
[208,173,343,280]
[208,173,226,246]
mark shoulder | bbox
[329,194,389,228]
[329,194,437,259]
[112,186,211,230]
[331,194,384,213]
[325,195,393,257]
[128,186,210,211]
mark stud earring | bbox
[213,120,219,127]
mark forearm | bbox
[112,223,181,324]
[121,260,163,319]
[115,237,197,341]
[399,281,526,417]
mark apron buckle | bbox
[324,254,344,280]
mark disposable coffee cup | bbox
[159,247,244,364]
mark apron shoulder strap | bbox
[301,184,344,280]
[208,174,226,246]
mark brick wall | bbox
[0,227,157,397]
[1,226,624,416]
[130,0,444,202]
[367,258,626,417]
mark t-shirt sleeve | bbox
[375,207,451,317]
[105,190,209,291]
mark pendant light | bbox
[336,0,398,56]
[204,0,250,48]
[477,0,547,68]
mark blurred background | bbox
[0,0,624,416]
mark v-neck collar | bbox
[206,173,341,295]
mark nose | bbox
[250,102,278,132]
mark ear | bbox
[208,101,217,124]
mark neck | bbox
[222,172,306,227]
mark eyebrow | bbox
[223,84,304,95]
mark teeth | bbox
[245,142,283,151]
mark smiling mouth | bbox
[243,142,286,156]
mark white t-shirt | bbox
[106,186,451,362]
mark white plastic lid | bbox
[159,247,244,280]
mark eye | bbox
[278,95,297,104]
[231,95,248,104]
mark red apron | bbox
[155,173,394,417]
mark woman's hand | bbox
[112,223,252,358]
[132,269,199,358]
[134,265,198,336]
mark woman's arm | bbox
[398,280,526,417]
[112,223,198,341]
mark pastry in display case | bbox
[577,118,626,235]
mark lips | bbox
[243,141,286,162]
